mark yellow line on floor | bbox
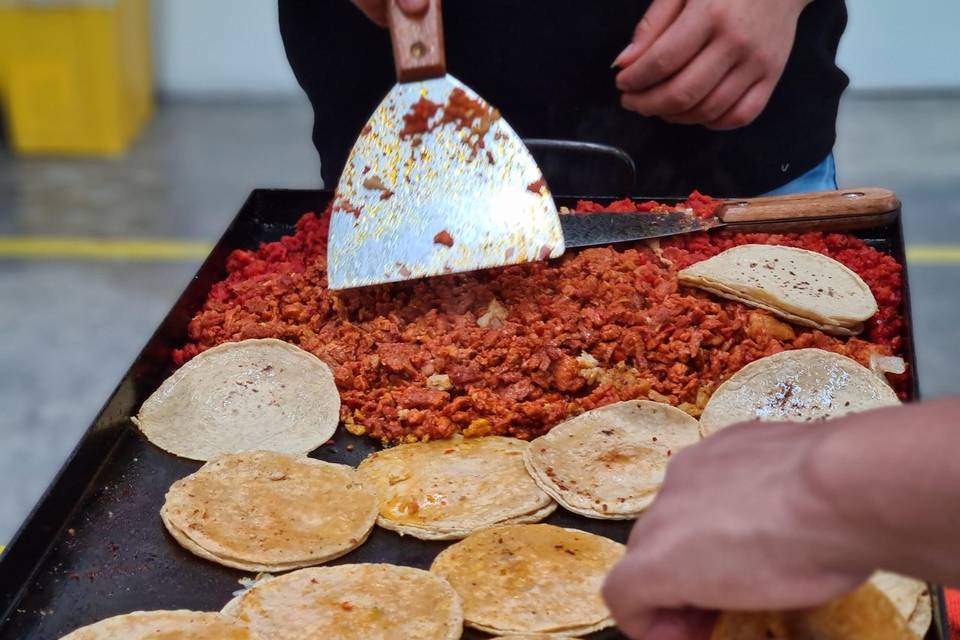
[2,237,960,265]
[905,245,960,264]
[0,237,212,261]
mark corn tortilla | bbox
[492,636,579,639]
[134,338,339,461]
[688,280,861,336]
[59,610,249,639]
[358,436,555,539]
[524,400,700,519]
[870,571,933,638]
[161,451,377,572]
[678,244,877,333]
[700,348,900,437]
[221,564,462,640]
[430,524,624,635]
[710,583,916,640]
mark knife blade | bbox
[559,188,901,249]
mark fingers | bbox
[704,77,776,129]
[352,0,428,27]
[659,62,761,125]
[616,7,714,93]
[614,0,685,69]
[397,0,428,14]
[603,549,685,636]
[620,39,738,116]
[645,609,717,640]
[352,0,387,26]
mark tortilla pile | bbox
[711,582,916,639]
[700,348,900,436]
[710,575,933,640]
[59,610,249,639]
[133,338,339,461]
[523,400,700,519]
[870,571,933,638]
[678,244,878,335]
[358,436,555,539]
[161,451,377,572]
[221,564,462,640]
[492,636,579,639]
[430,523,624,636]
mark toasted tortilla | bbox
[524,400,700,519]
[161,451,377,572]
[59,610,249,639]
[678,244,877,333]
[430,524,624,635]
[134,338,339,461]
[870,571,933,638]
[358,436,555,539]
[711,583,915,640]
[691,281,861,336]
[699,349,900,437]
[492,636,580,639]
[221,564,462,640]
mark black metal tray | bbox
[0,189,944,639]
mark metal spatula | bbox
[326,0,564,290]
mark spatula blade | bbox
[327,75,564,290]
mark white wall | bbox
[152,0,301,97]
[839,0,960,90]
[151,1,960,97]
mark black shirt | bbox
[279,1,848,197]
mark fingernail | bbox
[613,43,639,69]
[398,0,428,14]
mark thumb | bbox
[396,0,429,15]
[614,0,684,68]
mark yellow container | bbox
[0,0,152,155]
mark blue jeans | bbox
[763,153,838,196]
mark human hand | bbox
[614,0,812,129]
[602,420,871,640]
[351,0,427,27]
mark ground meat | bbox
[174,194,906,444]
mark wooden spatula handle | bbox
[387,0,446,82]
[718,188,900,223]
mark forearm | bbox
[805,397,960,586]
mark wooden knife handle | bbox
[387,0,446,82]
[718,188,900,223]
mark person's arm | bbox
[615,0,813,129]
[351,0,426,27]
[602,397,960,640]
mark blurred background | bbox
[0,0,958,545]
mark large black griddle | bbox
[0,180,946,639]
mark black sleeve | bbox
[278,1,847,197]
[278,0,395,186]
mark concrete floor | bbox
[1,94,959,544]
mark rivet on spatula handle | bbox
[387,0,446,82]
